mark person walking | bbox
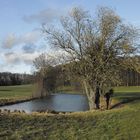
[104,89,114,109]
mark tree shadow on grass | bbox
[0,90,12,92]
[111,92,140,109]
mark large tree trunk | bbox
[37,78,48,98]
[83,80,100,110]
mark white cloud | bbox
[4,52,21,64]
[2,34,17,49]
[4,51,40,65]
[2,30,41,49]
[3,49,69,66]
[22,52,40,65]
[0,63,32,74]
[20,30,41,44]
[1,49,70,73]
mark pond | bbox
[0,93,89,113]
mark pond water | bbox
[0,93,89,113]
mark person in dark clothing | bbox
[95,86,100,109]
[104,89,114,109]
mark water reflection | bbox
[0,93,89,113]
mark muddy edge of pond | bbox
[0,108,72,114]
[0,97,41,107]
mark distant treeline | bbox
[121,70,140,86]
[0,72,33,86]
[0,69,140,87]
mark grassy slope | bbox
[0,102,140,140]
[0,84,34,106]
[0,84,33,98]
[0,85,140,139]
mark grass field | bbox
[0,85,140,139]
[114,86,140,93]
[0,84,34,106]
[0,84,33,98]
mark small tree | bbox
[33,53,59,97]
[43,7,140,109]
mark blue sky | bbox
[0,0,140,73]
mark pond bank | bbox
[0,101,140,140]
[0,96,42,107]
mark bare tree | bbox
[42,7,140,110]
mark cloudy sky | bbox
[0,0,140,74]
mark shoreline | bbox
[0,96,44,107]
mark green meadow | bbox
[0,84,33,106]
[0,84,33,98]
[0,85,140,139]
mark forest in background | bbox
[0,72,33,86]
[0,68,140,87]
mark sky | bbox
[0,0,140,74]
